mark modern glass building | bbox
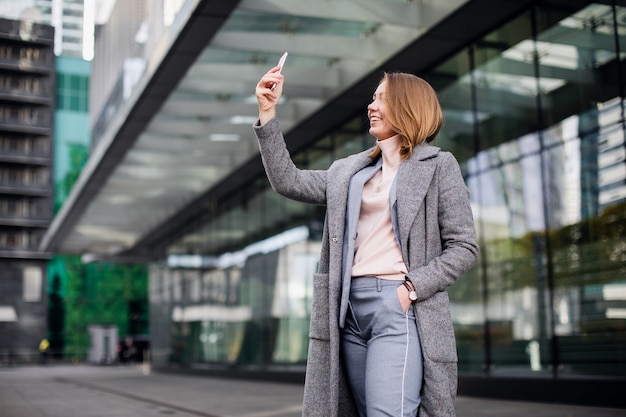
[42,0,625,407]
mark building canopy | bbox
[41,0,535,261]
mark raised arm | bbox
[253,68,327,205]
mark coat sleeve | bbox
[409,151,479,300]
[253,115,327,205]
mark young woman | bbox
[254,68,479,417]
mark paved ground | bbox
[0,364,624,417]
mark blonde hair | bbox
[369,72,443,160]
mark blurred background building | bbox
[2,0,623,408]
[0,0,148,365]
[0,16,54,364]
[0,0,95,59]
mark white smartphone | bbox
[276,51,288,73]
[271,52,288,90]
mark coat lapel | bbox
[396,144,440,261]
[326,150,375,229]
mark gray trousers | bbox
[342,277,423,417]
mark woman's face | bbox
[367,81,395,141]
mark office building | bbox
[0,2,148,363]
[0,17,54,362]
[0,0,107,59]
[41,0,625,406]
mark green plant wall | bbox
[62,256,148,360]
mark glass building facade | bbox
[149,0,626,392]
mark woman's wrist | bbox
[259,109,276,126]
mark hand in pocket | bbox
[396,285,414,313]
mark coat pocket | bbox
[415,291,458,363]
[309,273,330,341]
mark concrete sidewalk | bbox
[0,364,624,417]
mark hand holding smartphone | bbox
[271,52,288,90]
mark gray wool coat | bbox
[254,116,479,417]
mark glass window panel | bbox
[468,11,555,376]
[429,48,485,373]
[23,266,42,302]
[172,270,182,302]
[160,268,170,303]
[70,75,80,90]
[57,73,66,89]
[430,48,474,162]
[271,240,318,364]
[536,2,626,378]
[186,270,201,303]
[70,96,80,111]
[223,11,380,38]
